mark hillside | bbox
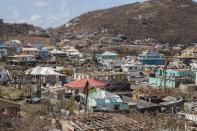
[0,21,41,41]
[56,0,197,44]
[0,20,51,43]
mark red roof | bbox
[64,78,105,89]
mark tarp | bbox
[69,52,80,56]
[39,67,62,76]
[25,66,62,76]
[88,88,120,99]
[50,49,66,55]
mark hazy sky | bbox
[0,0,196,28]
[0,0,146,28]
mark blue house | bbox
[149,68,195,88]
[138,50,165,65]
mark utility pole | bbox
[1,116,3,131]
[178,0,181,8]
[159,61,169,94]
[164,65,167,95]
[84,81,89,114]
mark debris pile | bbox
[68,113,148,131]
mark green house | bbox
[149,68,195,88]
[99,51,118,61]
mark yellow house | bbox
[181,46,197,57]
[21,47,40,56]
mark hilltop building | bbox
[0,19,3,24]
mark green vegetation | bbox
[0,87,24,99]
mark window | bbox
[1,108,8,115]
[1,108,5,112]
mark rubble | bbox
[64,113,149,131]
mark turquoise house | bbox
[149,77,176,88]
[41,47,49,58]
[79,88,128,111]
[155,69,195,78]
[99,51,118,61]
[149,68,195,88]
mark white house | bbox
[121,57,144,81]
[62,46,83,58]
[8,55,37,64]
[0,49,7,59]
[190,60,197,71]
[65,23,73,27]
[101,59,122,69]
[0,66,9,84]
[121,62,143,81]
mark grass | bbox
[0,87,24,99]
[22,104,46,115]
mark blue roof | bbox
[0,43,6,48]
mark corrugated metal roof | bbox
[101,51,118,56]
